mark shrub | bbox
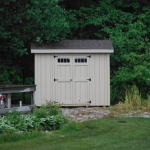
[0,101,67,133]
[33,101,62,118]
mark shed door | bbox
[73,56,90,104]
[54,56,72,104]
[54,55,91,105]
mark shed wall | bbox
[34,53,110,106]
[92,54,110,106]
[35,54,53,106]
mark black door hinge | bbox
[86,55,91,58]
[54,55,58,58]
[87,78,91,81]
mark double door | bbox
[54,54,91,104]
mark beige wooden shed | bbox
[31,40,114,106]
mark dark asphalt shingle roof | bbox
[31,40,114,50]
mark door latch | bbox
[87,100,91,103]
[86,78,91,81]
[54,78,58,82]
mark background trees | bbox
[1,0,150,104]
[0,0,69,84]
[60,0,150,103]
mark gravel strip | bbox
[61,107,150,122]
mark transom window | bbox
[58,58,70,63]
[75,58,87,63]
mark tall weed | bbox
[114,85,150,111]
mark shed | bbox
[31,40,114,106]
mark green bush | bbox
[0,101,67,133]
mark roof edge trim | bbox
[31,49,114,53]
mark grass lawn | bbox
[0,117,150,150]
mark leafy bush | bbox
[32,101,67,130]
[0,101,67,133]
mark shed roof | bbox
[31,40,114,50]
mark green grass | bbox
[0,117,150,150]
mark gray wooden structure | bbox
[0,85,36,114]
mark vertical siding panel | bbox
[108,54,110,105]
[103,54,105,106]
[104,54,107,105]
[89,55,91,105]
[40,54,45,105]
[34,54,37,105]
[99,54,102,105]
[105,54,108,105]
[89,55,92,105]
[53,55,56,102]
[100,54,105,105]
[36,54,38,106]
[99,54,101,105]
[95,54,99,105]
[37,54,41,106]
[50,55,53,102]
[92,54,96,105]
[45,54,51,102]
[106,54,108,105]
[92,54,94,105]
[103,54,105,105]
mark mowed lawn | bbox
[0,117,150,150]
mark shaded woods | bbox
[0,0,150,104]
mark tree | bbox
[0,0,69,102]
[0,0,69,83]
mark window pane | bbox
[81,58,84,63]
[75,58,87,63]
[67,59,70,63]
[58,58,70,63]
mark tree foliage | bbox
[1,0,150,104]
[0,0,69,85]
